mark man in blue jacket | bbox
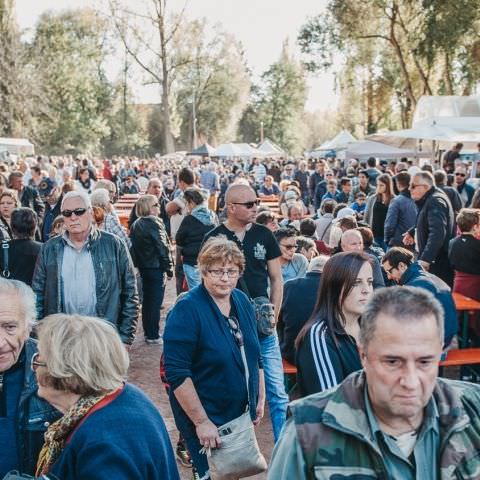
[0,278,60,477]
[384,172,417,248]
[381,247,457,348]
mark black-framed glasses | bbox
[226,315,244,347]
[31,352,47,372]
[231,199,260,209]
[410,184,428,190]
[455,173,466,177]
[208,269,240,278]
[383,264,395,275]
[61,208,87,218]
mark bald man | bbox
[204,184,288,443]
[340,229,385,289]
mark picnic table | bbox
[453,292,480,348]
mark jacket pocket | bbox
[314,466,379,479]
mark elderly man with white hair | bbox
[32,190,139,345]
[0,278,60,477]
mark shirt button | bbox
[44,422,50,427]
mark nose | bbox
[399,363,421,390]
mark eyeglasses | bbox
[455,173,466,177]
[383,264,395,275]
[61,208,88,218]
[410,184,428,190]
[208,269,240,278]
[226,315,244,347]
[31,352,47,372]
[281,243,297,250]
[231,199,260,209]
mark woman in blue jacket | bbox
[164,236,265,479]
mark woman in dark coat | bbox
[130,194,173,344]
[164,237,264,479]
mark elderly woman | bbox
[33,314,179,479]
[90,187,130,248]
[0,189,18,240]
[130,194,173,344]
[164,237,265,480]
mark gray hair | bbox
[413,171,435,187]
[61,190,92,210]
[90,188,110,208]
[308,255,329,273]
[0,278,37,329]
[37,314,129,394]
[359,286,444,350]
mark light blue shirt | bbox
[61,233,97,316]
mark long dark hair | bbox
[376,173,395,205]
[295,251,372,348]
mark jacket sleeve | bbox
[152,221,174,275]
[31,244,47,320]
[364,195,376,226]
[32,189,45,221]
[174,216,189,247]
[117,240,139,344]
[419,199,448,264]
[297,324,344,396]
[268,418,307,480]
[371,256,385,289]
[384,198,399,244]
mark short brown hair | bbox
[0,189,19,206]
[197,236,245,275]
[456,208,480,233]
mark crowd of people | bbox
[0,145,480,479]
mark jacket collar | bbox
[322,371,471,447]
[399,262,423,285]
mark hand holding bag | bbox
[203,318,267,479]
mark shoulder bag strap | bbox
[1,241,10,278]
[319,218,333,241]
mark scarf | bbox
[36,391,110,476]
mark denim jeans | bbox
[139,267,165,340]
[183,263,201,289]
[260,333,288,442]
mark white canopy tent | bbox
[0,138,35,156]
[316,130,357,151]
[337,140,422,160]
[256,138,285,156]
[214,143,260,158]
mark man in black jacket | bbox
[404,171,455,286]
[8,171,45,223]
[0,278,60,477]
[278,255,327,364]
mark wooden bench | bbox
[453,293,480,348]
[282,358,298,395]
[439,348,480,381]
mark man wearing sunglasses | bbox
[0,278,60,477]
[204,184,288,443]
[453,165,474,207]
[32,191,139,345]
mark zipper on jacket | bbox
[0,373,3,394]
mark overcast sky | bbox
[15,0,339,111]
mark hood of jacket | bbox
[191,205,216,226]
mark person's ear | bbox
[358,344,368,368]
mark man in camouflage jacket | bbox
[269,287,480,479]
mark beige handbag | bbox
[203,327,267,480]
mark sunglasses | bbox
[31,352,47,372]
[232,199,260,209]
[455,173,466,177]
[226,315,244,348]
[61,208,88,218]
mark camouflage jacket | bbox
[268,371,480,479]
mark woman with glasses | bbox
[175,187,217,289]
[130,194,173,344]
[274,228,308,282]
[32,313,179,479]
[295,252,374,397]
[164,236,264,480]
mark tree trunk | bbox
[366,66,376,134]
[444,51,454,95]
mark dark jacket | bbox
[164,285,261,436]
[48,384,179,480]
[128,194,170,236]
[279,272,321,365]
[0,239,41,286]
[400,262,457,346]
[32,229,139,344]
[41,197,63,242]
[20,186,45,221]
[14,339,61,475]
[296,319,362,397]
[175,214,214,266]
[439,185,462,214]
[412,186,455,285]
[456,181,475,207]
[384,190,418,246]
[130,216,173,274]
